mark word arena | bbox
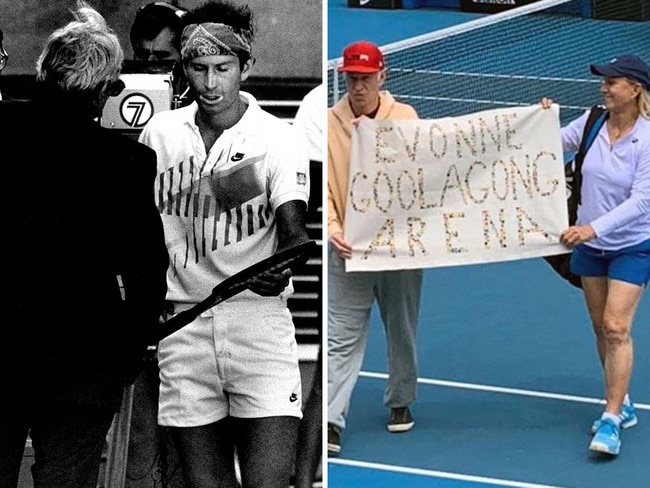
[345,105,570,272]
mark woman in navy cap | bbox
[543,55,650,457]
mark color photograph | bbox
[326,0,650,487]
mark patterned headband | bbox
[180,22,251,61]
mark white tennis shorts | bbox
[157,297,302,427]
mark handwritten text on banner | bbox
[344,105,569,272]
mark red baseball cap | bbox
[337,41,385,73]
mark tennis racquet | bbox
[149,240,317,344]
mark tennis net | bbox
[328,0,650,126]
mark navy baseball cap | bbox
[590,55,650,90]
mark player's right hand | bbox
[351,115,369,128]
[248,268,292,297]
[330,232,352,260]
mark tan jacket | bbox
[327,91,418,237]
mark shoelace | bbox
[599,421,620,440]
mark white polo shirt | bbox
[140,92,310,304]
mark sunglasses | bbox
[106,79,125,97]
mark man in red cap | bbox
[327,40,423,455]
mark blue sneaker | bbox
[590,403,637,434]
[589,418,621,455]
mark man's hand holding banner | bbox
[344,104,569,272]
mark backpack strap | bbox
[572,105,608,209]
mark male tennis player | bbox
[138,1,310,486]
[327,40,423,455]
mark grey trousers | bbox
[327,249,423,432]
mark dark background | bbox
[0,0,322,79]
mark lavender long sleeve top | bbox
[562,109,650,250]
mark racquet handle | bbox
[149,240,316,344]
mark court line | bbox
[329,458,567,488]
[359,371,650,411]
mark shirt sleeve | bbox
[561,109,589,154]
[293,85,324,162]
[267,125,310,212]
[590,140,650,237]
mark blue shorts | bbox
[571,238,650,286]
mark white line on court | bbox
[359,371,650,411]
[329,458,567,488]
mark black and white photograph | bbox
[0,1,323,487]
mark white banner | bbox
[344,104,569,272]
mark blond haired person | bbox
[0,2,168,486]
[542,55,650,456]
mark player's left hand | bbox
[248,268,292,296]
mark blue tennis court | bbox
[329,259,650,487]
[327,0,483,57]
[327,1,650,486]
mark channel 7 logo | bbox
[119,93,155,128]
